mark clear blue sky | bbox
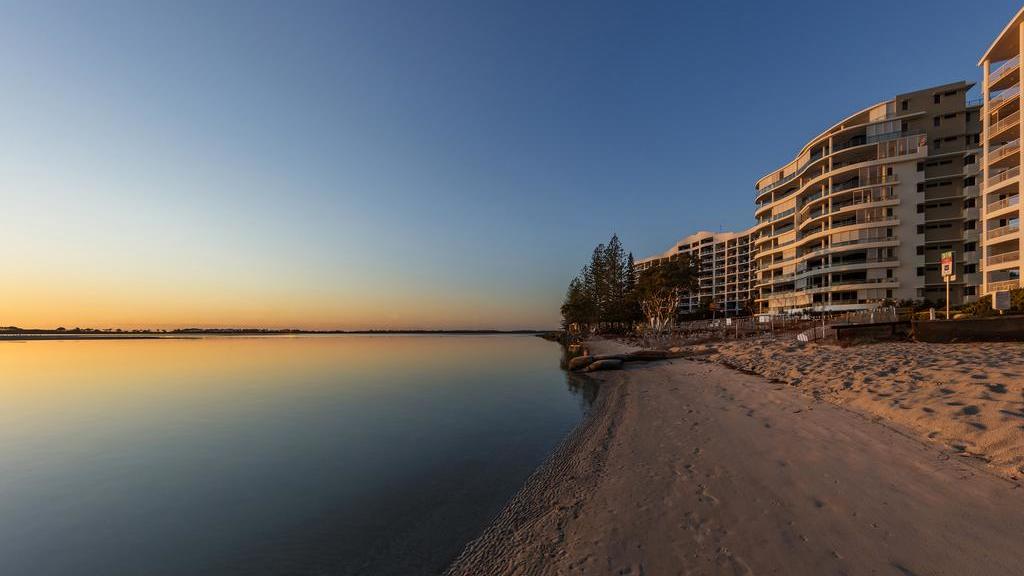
[2,0,1020,329]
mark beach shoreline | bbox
[445,339,634,575]
[447,336,1024,575]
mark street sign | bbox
[941,251,955,320]
[941,251,954,277]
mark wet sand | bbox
[447,337,1024,575]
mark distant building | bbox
[640,82,983,315]
[753,81,981,314]
[635,228,757,316]
[979,6,1024,295]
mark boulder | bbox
[592,353,626,361]
[568,355,595,371]
[624,350,668,362]
[586,358,624,371]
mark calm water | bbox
[0,335,592,576]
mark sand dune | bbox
[688,339,1024,480]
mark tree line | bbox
[561,234,700,335]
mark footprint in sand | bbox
[714,547,753,576]
[696,484,719,505]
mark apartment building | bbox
[979,6,1024,294]
[635,228,757,316]
[752,82,982,314]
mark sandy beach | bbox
[447,337,1024,575]
[687,338,1024,480]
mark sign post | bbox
[940,251,955,320]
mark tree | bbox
[561,274,596,333]
[634,254,699,334]
[602,234,627,324]
[561,234,645,333]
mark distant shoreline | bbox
[0,329,554,341]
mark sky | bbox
[1,0,1021,330]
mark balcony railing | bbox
[988,251,1020,266]
[797,257,898,275]
[757,132,921,197]
[988,195,1020,212]
[989,165,1020,187]
[988,138,1020,163]
[989,55,1020,86]
[990,85,1021,107]
[989,279,1021,292]
[990,110,1020,136]
[987,223,1020,239]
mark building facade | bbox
[979,6,1024,295]
[635,228,757,316]
[752,82,981,314]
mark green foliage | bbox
[1012,288,1024,312]
[634,253,699,302]
[634,253,700,328]
[960,295,995,317]
[560,234,643,332]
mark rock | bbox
[625,350,668,362]
[586,358,623,371]
[568,356,595,371]
[668,346,683,353]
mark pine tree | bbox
[561,234,644,333]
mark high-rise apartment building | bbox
[979,6,1024,294]
[752,82,981,314]
[635,228,757,316]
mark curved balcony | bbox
[756,132,923,203]
[799,197,898,231]
[800,237,900,260]
[754,260,900,291]
[798,280,899,298]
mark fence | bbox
[644,306,902,346]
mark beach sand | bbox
[447,337,1024,575]
[689,338,1024,480]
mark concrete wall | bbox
[913,315,1024,342]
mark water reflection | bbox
[0,335,586,576]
